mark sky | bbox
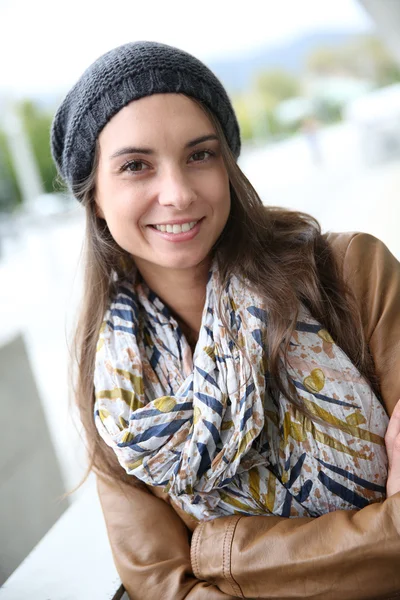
[0,0,373,97]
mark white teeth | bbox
[154,220,198,234]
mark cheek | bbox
[201,168,230,208]
[97,182,145,226]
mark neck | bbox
[136,259,210,340]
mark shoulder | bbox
[324,230,380,259]
[325,232,400,414]
[324,231,398,279]
[323,230,400,319]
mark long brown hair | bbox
[71,97,378,487]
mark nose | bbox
[158,166,196,211]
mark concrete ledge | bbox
[0,334,68,584]
[0,483,124,600]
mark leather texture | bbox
[97,232,400,600]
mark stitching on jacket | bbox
[191,522,203,579]
[222,516,244,598]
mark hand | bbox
[385,399,400,497]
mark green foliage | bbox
[307,47,345,75]
[232,96,255,141]
[0,100,58,211]
[0,129,21,212]
[306,35,400,86]
[313,99,343,124]
[17,100,57,194]
[255,70,300,107]
[240,70,302,139]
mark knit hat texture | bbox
[51,41,241,192]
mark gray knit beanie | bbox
[51,41,241,194]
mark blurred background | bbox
[1,0,400,589]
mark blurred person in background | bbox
[51,41,400,600]
[301,116,323,165]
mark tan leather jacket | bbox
[97,233,400,600]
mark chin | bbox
[160,257,208,271]
[156,249,212,271]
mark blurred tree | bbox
[17,100,57,194]
[313,98,343,124]
[306,35,400,86]
[306,47,346,75]
[0,130,21,211]
[232,95,254,141]
[354,36,400,86]
[255,69,301,107]
[244,70,302,140]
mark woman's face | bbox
[95,93,231,276]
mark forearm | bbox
[191,493,400,600]
[96,474,238,600]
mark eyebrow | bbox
[109,134,219,159]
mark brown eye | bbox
[121,160,147,173]
[189,150,213,163]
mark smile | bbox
[152,221,198,234]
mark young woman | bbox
[51,41,400,599]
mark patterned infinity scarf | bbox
[94,263,388,521]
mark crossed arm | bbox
[98,473,400,600]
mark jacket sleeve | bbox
[337,232,400,413]
[96,472,237,600]
[190,232,400,600]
